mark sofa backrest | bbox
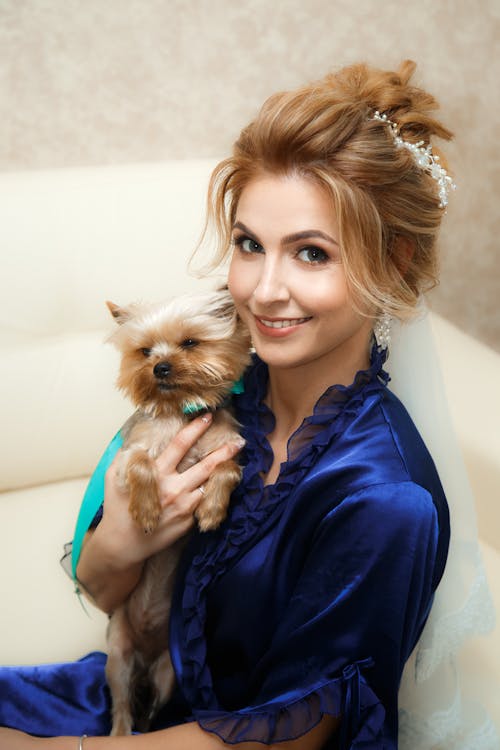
[1,160,219,337]
[1,160,499,555]
[0,160,218,491]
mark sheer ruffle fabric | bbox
[194,666,385,748]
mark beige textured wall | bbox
[1,0,499,350]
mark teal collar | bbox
[182,377,245,416]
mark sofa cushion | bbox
[0,478,107,665]
[0,330,129,491]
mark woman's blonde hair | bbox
[199,60,453,319]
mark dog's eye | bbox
[181,339,199,349]
[141,348,152,357]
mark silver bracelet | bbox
[78,736,88,750]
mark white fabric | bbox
[389,311,498,749]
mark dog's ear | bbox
[106,300,132,325]
[210,286,236,320]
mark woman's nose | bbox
[252,254,289,305]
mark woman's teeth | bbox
[259,317,310,329]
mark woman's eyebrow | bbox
[281,229,339,247]
[232,221,338,247]
[232,221,261,242]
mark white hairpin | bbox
[371,110,456,208]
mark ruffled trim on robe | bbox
[177,345,390,749]
[194,658,386,749]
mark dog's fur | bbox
[104,289,251,735]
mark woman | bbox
[0,60,459,749]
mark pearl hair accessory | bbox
[371,110,456,208]
[373,311,392,351]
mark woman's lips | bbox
[253,315,312,337]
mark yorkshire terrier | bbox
[104,288,251,735]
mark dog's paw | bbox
[126,451,162,534]
[195,461,241,531]
[195,483,232,532]
[195,502,227,532]
[129,501,161,535]
[110,716,133,737]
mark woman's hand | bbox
[76,413,244,613]
[103,412,244,563]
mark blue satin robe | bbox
[0,348,450,749]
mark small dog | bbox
[104,288,251,735]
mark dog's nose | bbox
[153,362,171,379]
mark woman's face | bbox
[228,173,374,377]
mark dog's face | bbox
[107,289,251,415]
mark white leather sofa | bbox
[0,161,498,734]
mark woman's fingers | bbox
[188,438,245,488]
[157,413,214,473]
[101,414,245,548]
[157,433,245,509]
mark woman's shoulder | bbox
[301,386,449,536]
[308,383,441,494]
[375,386,442,487]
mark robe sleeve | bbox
[193,481,440,748]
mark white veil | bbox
[387,309,498,749]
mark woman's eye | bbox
[181,338,199,349]
[297,246,329,264]
[141,348,152,357]
[235,236,264,254]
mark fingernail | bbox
[232,437,246,450]
[200,412,213,424]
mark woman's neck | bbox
[264,340,371,439]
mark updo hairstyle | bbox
[202,60,453,320]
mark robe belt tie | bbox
[340,657,374,750]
